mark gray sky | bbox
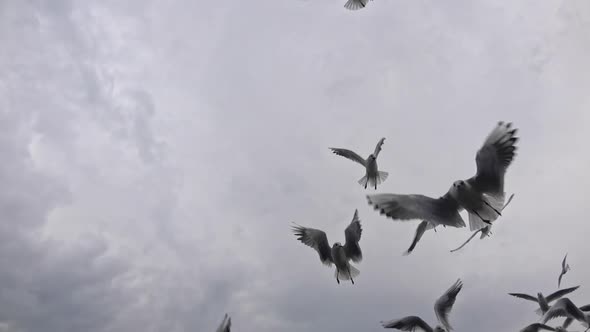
[1,0,590,331]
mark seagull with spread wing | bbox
[367,122,518,251]
[330,137,388,190]
[542,298,590,331]
[216,313,231,332]
[344,0,372,10]
[561,304,590,331]
[381,279,463,332]
[291,209,363,284]
[559,254,571,288]
[509,286,580,316]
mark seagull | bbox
[216,313,231,332]
[330,137,388,190]
[449,193,515,253]
[542,298,589,331]
[344,0,373,10]
[381,279,463,331]
[562,304,590,331]
[558,254,571,288]
[508,286,580,315]
[520,323,558,332]
[291,209,363,284]
[367,122,518,241]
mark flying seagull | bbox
[216,313,231,332]
[367,122,518,242]
[558,254,571,288]
[449,193,515,253]
[508,285,580,315]
[344,0,372,10]
[562,304,590,331]
[542,298,589,331]
[330,137,388,190]
[292,209,363,284]
[381,279,463,331]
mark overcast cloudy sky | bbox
[1,0,590,331]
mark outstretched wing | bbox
[520,323,556,332]
[367,193,466,228]
[466,121,518,196]
[542,298,587,324]
[291,224,333,266]
[373,137,386,158]
[381,316,433,332]
[344,0,371,10]
[344,209,363,263]
[434,279,463,331]
[508,293,539,303]
[329,148,366,166]
[216,313,231,332]
[404,220,430,255]
[546,286,580,303]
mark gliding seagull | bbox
[291,210,363,284]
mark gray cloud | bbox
[2,0,590,331]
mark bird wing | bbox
[404,220,430,255]
[381,316,433,332]
[216,314,231,332]
[367,193,466,228]
[373,137,386,158]
[434,279,463,331]
[520,323,556,332]
[343,0,371,10]
[466,121,518,196]
[291,224,333,266]
[542,298,587,324]
[508,293,540,302]
[343,209,363,263]
[329,148,366,166]
[546,286,580,303]
[562,253,568,270]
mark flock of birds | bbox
[212,122,586,331]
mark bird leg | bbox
[336,270,340,284]
[347,266,354,285]
[473,210,491,224]
[483,200,502,216]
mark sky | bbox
[1,0,590,331]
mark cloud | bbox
[2,0,590,332]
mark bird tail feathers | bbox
[335,264,360,281]
[358,171,388,189]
